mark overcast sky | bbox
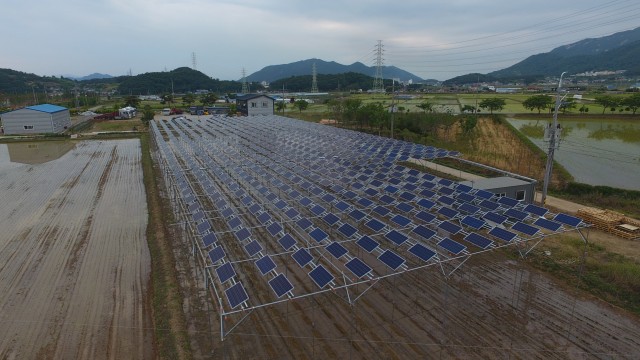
[2,0,639,81]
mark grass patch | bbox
[551,182,640,218]
[92,119,144,132]
[526,234,640,315]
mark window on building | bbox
[23,125,34,130]
[497,192,506,198]
[516,190,526,201]
[262,101,268,107]
[251,102,257,108]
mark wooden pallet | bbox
[577,207,640,240]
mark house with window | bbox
[459,176,536,203]
[236,94,274,116]
[0,104,71,135]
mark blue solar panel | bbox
[228,217,242,229]
[197,221,211,235]
[357,197,374,207]
[498,196,519,207]
[395,202,414,213]
[216,262,236,283]
[464,233,493,249]
[391,214,412,227]
[461,215,485,230]
[364,188,378,197]
[479,200,500,211]
[378,195,395,205]
[326,241,348,258]
[409,243,436,262]
[276,234,296,252]
[309,265,335,289]
[438,238,466,255]
[256,256,277,275]
[378,250,405,270]
[373,205,391,216]
[403,183,418,192]
[241,196,252,206]
[322,193,336,203]
[202,233,217,247]
[338,223,358,238]
[189,203,200,213]
[345,258,372,278]
[524,204,549,217]
[483,211,508,225]
[489,227,517,242]
[208,246,225,263]
[343,190,357,199]
[334,201,350,212]
[534,217,563,232]
[221,207,234,218]
[400,191,416,201]
[299,197,313,206]
[225,282,248,309]
[554,213,582,227]
[439,187,455,196]
[365,219,386,232]
[412,225,436,240]
[438,195,456,206]
[249,204,262,214]
[438,221,462,235]
[323,213,341,226]
[385,230,408,245]
[267,222,283,236]
[512,222,539,236]
[438,206,459,219]
[349,209,366,221]
[458,203,480,215]
[296,217,313,230]
[357,236,379,252]
[416,210,436,223]
[384,185,399,193]
[456,193,476,203]
[456,184,473,193]
[292,248,313,267]
[192,211,205,222]
[275,200,287,210]
[420,189,436,198]
[269,274,293,298]
[235,228,251,242]
[311,205,326,216]
[309,228,329,243]
[439,178,453,187]
[505,208,529,221]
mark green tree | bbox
[123,95,140,108]
[416,101,433,113]
[294,99,309,112]
[357,102,387,131]
[594,95,619,114]
[160,93,174,105]
[227,104,237,116]
[560,98,576,114]
[182,93,196,107]
[200,93,218,106]
[621,93,640,115]
[461,104,477,113]
[522,95,553,114]
[478,98,506,114]
[141,104,154,124]
[460,116,478,134]
[343,98,362,128]
[275,101,286,113]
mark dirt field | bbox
[0,140,153,359]
[152,116,640,359]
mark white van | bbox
[162,108,171,116]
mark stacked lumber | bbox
[577,207,640,240]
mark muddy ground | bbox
[0,140,153,359]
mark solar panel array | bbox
[151,115,587,314]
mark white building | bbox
[1,104,71,135]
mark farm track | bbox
[153,117,640,359]
[0,140,153,359]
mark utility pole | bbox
[391,79,395,139]
[541,72,567,205]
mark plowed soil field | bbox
[0,140,153,359]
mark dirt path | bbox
[0,140,153,359]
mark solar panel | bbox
[385,185,399,193]
[292,248,313,267]
[456,184,473,193]
[221,207,234,218]
[348,209,366,221]
[296,217,313,230]
[483,212,508,225]
[415,210,436,223]
[228,217,242,229]
[438,238,466,255]
[498,196,519,207]
[378,250,405,270]
[299,197,313,206]
[438,195,456,206]
[343,190,357,199]
[197,221,211,235]
[275,200,287,210]
[269,274,294,298]
[323,213,341,226]
[216,262,236,283]
[456,193,476,203]
[458,203,480,215]
[255,255,277,275]
[337,223,358,238]
[208,246,225,263]
[412,225,436,240]
[385,230,408,245]
[400,191,416,201]
[346,257,373,278]
[438,206,459,219]
[489,227,517,242]
[461,215,485,230]
[554,213,582,227]
[241,196,252,206]
[479,199,500,211]
[235,228,251,242]
[395,202,414,213]
[409,243,436,262]
[357,236,379,252]
[357,197,374,208]
[278,233,297,250]
[365,218,386,232]
[439,187,455,196]
[373,205,391,216]
[438,221,462,235]
[420,189,436,198]
[202,233,217,247]
[524,204,549,217]
[534,217,563,232]
[309,228,329,243]
[244,240,263,256]
[311,205,326,216]
[267,222,283,237]
[464,232,493,249]
[512,221,539,236]
[225,282,248,309]
[364,188,378,197]
[388,215,410,228]
[322,193,336,203]
[188,203,200,213]
[192,211,205,222]
[309,265,335,289]
[505,208,529,222]
[439,178,453,187]
[334,201,351,212]
[249,203,262,214]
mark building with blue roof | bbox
[0,103,71,135]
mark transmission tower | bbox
[372,40,385,93]
[191,52,197,70]
[241,68,249,94]
[311,62,319,93]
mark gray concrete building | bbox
[236,94,274,116]
[459,176,536,204]
[1,104,71,135]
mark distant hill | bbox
[0,68,74,93]
[71,73,114,81]
[247,58,423,83]
[117,67,240,94]
[270,72,396,92]
[489,27,640,78]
